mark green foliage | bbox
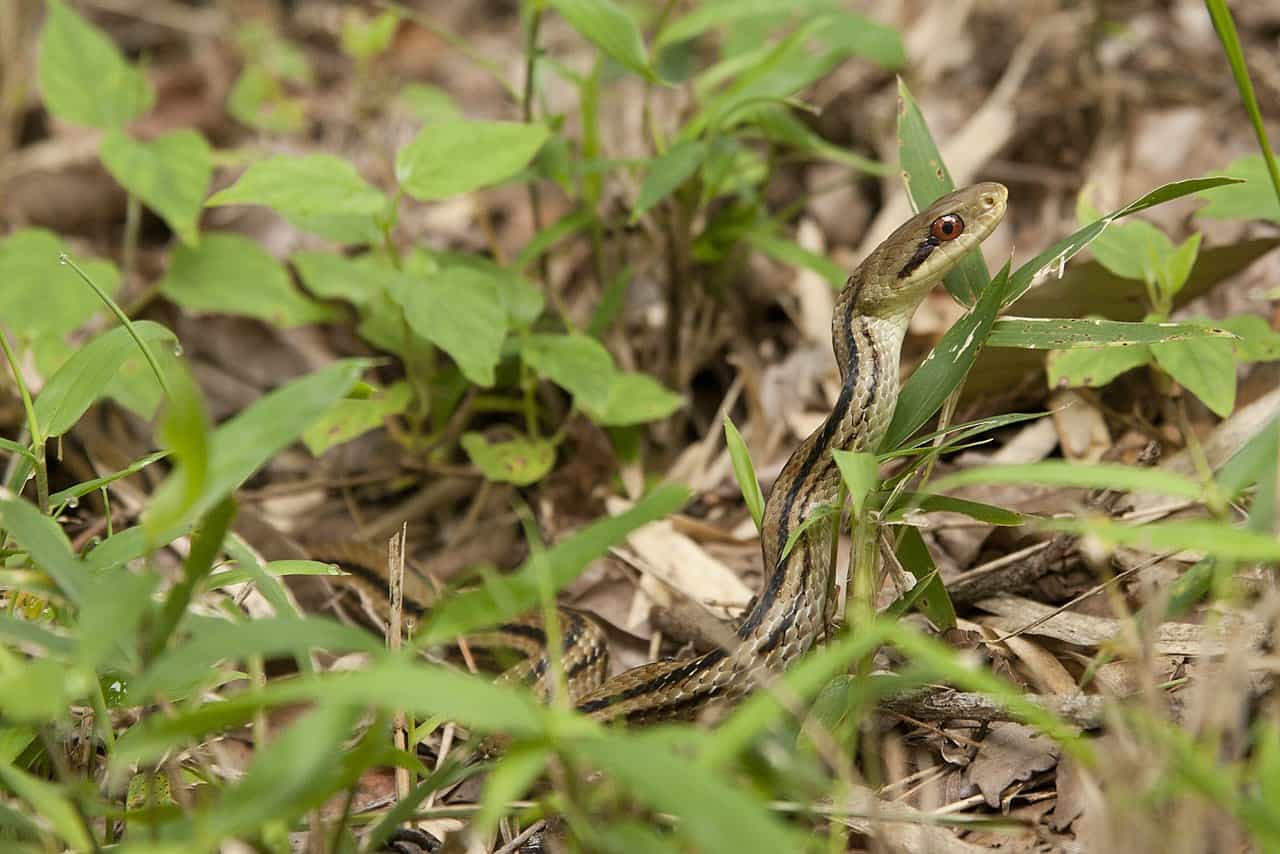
[6,3,1280,852]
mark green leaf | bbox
[0,759,93,851]
[302,383,411,455]
[1005,177,1243,307]
[474,745,550,837]
[0,658,81,723]
[292,250,398,306]
[207,155,387,217]
[388,268,507,386]
[135,616,383,697]
[78,566,158,670]
[548,0,656,81]
[746,227,846,286]
[145,359,211,537]
[395,119,549,201]
[745,106,887,176]
[399,83,462,124]
[1215,314,1280,363]
[583,372,683,426]
[657,0,832,48]
[38,0,154,129]
[632,140,706,220]
[461,432,556,486]
[897,79,988,305]
[933,460,1206,500]
[0,229,121,344]
[195,703,363,842]
[1043,517,1280,562]
[987,317,1230,349]
[1047,346,1151,389]
[160,233,337,327]
[1158,232,1202,301]
[724,416,764,530]
[572,732,800,853]
[522,333,616,411]
[100,129,212,245]
[148,498,235,660]
[883,493,1025,526]
[832,450,878,516]
[1197,155,1280,223]
[815,10,905,69]
[340,10,399,60]
[894,526,956,629]
[0,498,89,604]
[1151,336,1237,417]
[145,360,365,539]
[34,321,176,438]
[418,482,689,643]
[226,64,306,133]
[881,263,1011,450]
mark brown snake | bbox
[319,183,1008,726]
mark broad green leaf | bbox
[573,732,800,853]
[100,129,212,245]
[461,432,556,486]
[832,450,878,516]
[226,64,306,133]
[894,526,956,629]
[1159,233,1202,302]
[195,704,363,842]
[207,154,387,217]
[399,83,462,123]
[522,333,616,411]
[881,263,1011,450]
[78,567,158,670]
[302,383,411,455]
[1151,336,1237,417]
[632,140,706,220]
[429,251,545,325]
[161,233,337,327]
[549,0,656,80]
[583,372,683,426]
[1047,346,1151,389]
[235,21,311,82]
[897,79,989,305]
[395,119,549,201]
[987,317,1230,350]
[34,321,176,438]
[1005,177,1243,307]
[292,250,398,306]
[1215,314,1280,363]
[388,268,507,386]
[135,616,383,697]
[1197,155,1280,222]
[340,10,399,60]
[1076,189,1167,282]
[934,460,1206,500]
[746,227,846,286]
[0,229,121,345]
[0,498,89,604]
[0,759,93,851]
[724,416,764,530]
[0,616,72,657]
[145,360,365,538]
[38,0,153,129]
[418,482,689,643]
[1044,517,1280,562]
[0,658,82,722]
[815,10,905,69]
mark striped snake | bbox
[321,183,1008,726]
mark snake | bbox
[319,182,1008,726]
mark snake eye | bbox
[930,214,964,242]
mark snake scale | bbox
[319,183,1008,726]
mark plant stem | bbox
[60,254,170,398]
[0,328,46,513]
[122,193,141,288]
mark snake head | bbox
[849,182,1008,320]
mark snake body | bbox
[321,183,1008,725]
